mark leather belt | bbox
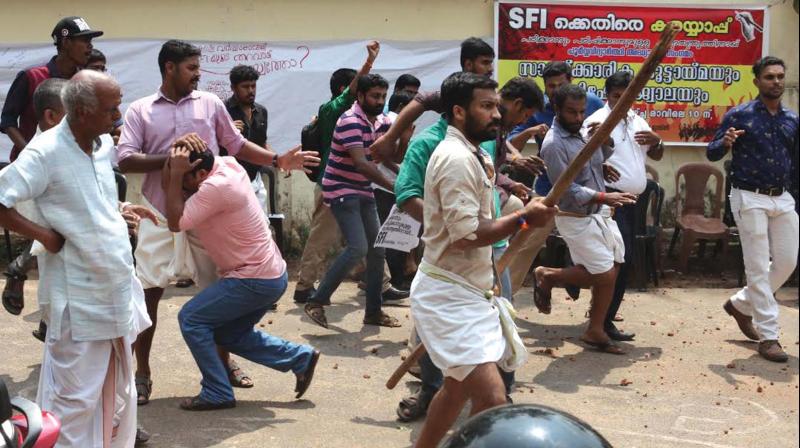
[733,183,785,197]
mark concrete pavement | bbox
[1,280,797,447]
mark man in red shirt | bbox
[1,16,102,316]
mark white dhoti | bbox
[410,261,526,381]
[555,207,625,275]
[134,198,217,290]
[37,276,151,448]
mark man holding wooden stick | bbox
[536,84,637,355]
[409,72,556,448]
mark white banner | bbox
[374,205,421,253]
[1,39,465,161]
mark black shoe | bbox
[32,320,47,342]
[135,426,151,446]
[606,325,636,342]
[293,287,317,303]
[175,278,194,288]
[565,284,580,300]
[382,286,409,302]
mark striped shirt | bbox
[322,102,391,204]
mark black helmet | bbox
[440,404,612,448]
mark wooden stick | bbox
[387,25,681,389]
[386,343,426,389]
[497,25,681,273]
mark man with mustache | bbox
[225,65,270,216]
[303,74,400,329]
[0,70,153,447]
[117,39,319,405]
[708,56,798,363]
[1,16,103,318]
[410,72,556,448]
[536,84,637,355]
[393,77,544,423]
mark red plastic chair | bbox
[668,163,730,273]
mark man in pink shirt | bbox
[117,39,318,404]
[163,146,320,410]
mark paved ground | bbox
[1,279,797,448]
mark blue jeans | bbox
[178,272,315,403]
[312,195,385,316]
[492,245,513,301]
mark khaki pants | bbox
[296,185,391,291]
[501,193,556,294]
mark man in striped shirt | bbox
[304,74,400,329]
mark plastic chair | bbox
[668,162,729,273]
[632,179,664,288]
[260,167,285,254]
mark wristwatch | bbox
[272,154,279,168]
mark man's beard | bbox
[761,86,784,100]
[362,103,384,117]
[559,117,582,134]
[465,114,500,142]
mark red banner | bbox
[495,2,768,143]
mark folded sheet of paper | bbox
[374,205,421,253]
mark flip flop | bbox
[135,375,152,406]
[2,272,26,316]
[580,337,626,355]
[532,269,552,315]
[396,390,434,423]
[179,395,236,411]
[304,303,328,328]
[295,350,320,399]
[227,359,254,388]
[363,311,401,327]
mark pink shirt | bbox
[179,157,286,280]
[117,90,248,215]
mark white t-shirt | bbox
[586,103,653,194]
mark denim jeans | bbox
[492,245,513,302]
[178,272,315,403]
[312,195,385,316]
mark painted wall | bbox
[2,0,797,247]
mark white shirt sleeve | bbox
[0,147,49,208]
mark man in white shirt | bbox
[0,70,153,447]
[585,70,663,342]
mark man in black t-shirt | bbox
[224,64,270,214]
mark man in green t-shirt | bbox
[294,41,408,303]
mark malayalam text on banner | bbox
[495,2,768,144]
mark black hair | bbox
[188,149,215,174]
[440,71,499,120]
[356,74,389,95]
[605,70,633,94]
[329,68,357,97]
[87,49,106,64]
[500,77,544,111]
[33,78,66,122]
[388,91,415,113]
[394,74,421,92]
[752,56,785,78]
[158,40,201,76]
[552,84,586,109]
[229,64,260,86]
[542,61,572,81]
[460,37,495,69]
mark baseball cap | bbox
[51,16,104,44]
